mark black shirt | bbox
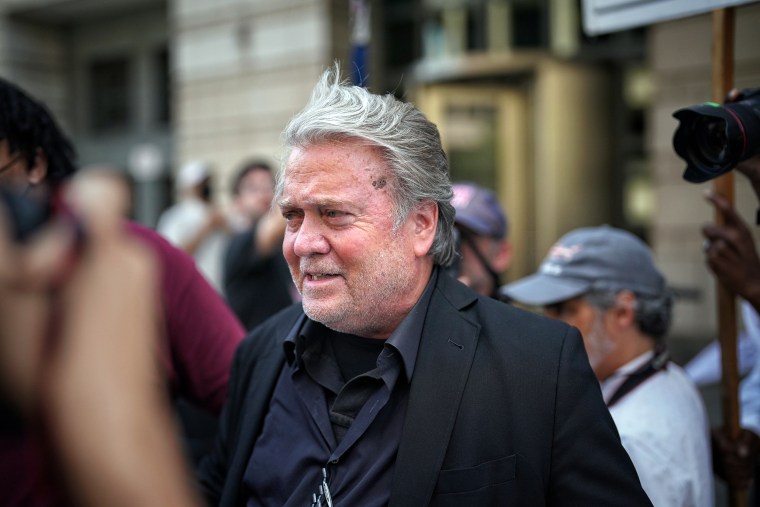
[242,270,438,506]
[223,223,295,331]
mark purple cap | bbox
[451,182,509,239]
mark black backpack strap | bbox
[607,346,670,408]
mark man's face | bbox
[456,232,510,296]
[236,169,274,219]
[544,296,617,379]
[279,141,435,339]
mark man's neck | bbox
[599,332,656,381]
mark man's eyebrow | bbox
[277,197,294,209]
[278,197,352,209]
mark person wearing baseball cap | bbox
[157,160,229,291]
[501,225,713,507]
[450,182,512,298]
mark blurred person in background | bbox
[0,76,244,506]
[502,225,714,507]
[157,160,228,292]
[223,159,296,331]
[703,149,760,500]
[0,170,202,507]
[450,181,512,298]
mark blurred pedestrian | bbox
[0,171,202,507]
[450,181,512,297]
[223,160,296,331]
[0,76,244,507]
[702,150,760,497]
[157,160,228,291]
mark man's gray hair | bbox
[276,63,456,266]
[585,290,673,342]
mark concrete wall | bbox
[533,59,614,258]
[649,3,760,342]
[0,12,70,132]
[172,0,332,198]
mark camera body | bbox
[673,88,760,183]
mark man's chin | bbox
[302,300,343,326]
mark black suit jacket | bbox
[198,273,652,506]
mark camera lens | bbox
[692,116,729,166]
[673,88,760,183]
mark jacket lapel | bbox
[390,275,480,507]
[221,312,306,507]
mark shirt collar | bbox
[283,268,439,381]
[600,349,656,403]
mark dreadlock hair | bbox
[0,78,77,188]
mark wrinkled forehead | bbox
[278,140,393,193]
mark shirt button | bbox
[330,459,339,465]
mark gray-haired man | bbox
[198,68,651,506]
[502,225,713,506]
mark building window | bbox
[512,0,546,49]
[446,104,498,189]
[88,57,131,133]
[154,47,171,126]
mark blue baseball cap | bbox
[452,182,509,239]
[500,225,665,306]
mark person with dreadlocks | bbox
[0,80,76,192]
[0,77,244,506]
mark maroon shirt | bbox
[0,221,245,506]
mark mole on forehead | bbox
[371,176,387,189]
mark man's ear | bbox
[411,200,438,258]
[27,148,48,185]
[612,290,637,328]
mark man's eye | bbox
[281,210,302,222]
[322,209,354,225]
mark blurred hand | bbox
[703,191,760,312]
[256,206,286,255]
[712,426,760,489]
[0,170,139,415]
[207,207,229,231]
[0,200,74,415]
[0,170,200,507]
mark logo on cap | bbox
[548,244,583,261]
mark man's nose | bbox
[292,216,330,257]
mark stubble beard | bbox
[585,310,617,375]
[296,242,415,338]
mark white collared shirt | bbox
[157,197,227,292]
[601,352,714,507]
[739,301,760,436]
